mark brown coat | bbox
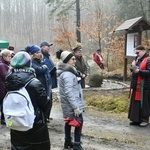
[75,56,87,88]
[75,56,87,75]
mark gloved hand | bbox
[42,64,48,70]
[74,108,81,117]
[76,71,82,77]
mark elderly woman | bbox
[56,49,84,150]
[5,51,50,150]
[0,49,12,125]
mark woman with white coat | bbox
[56,50,84,150]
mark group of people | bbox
[2,42,150,149]
[0,42,57,150]
[0,42,93,150]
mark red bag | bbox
[64,115,82,127]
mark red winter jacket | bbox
[93,53,104,69]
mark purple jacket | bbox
[0,58,9,103]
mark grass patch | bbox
[84,92,130,113]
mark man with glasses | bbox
[128,45,150,127]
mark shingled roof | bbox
[116,16,150,31]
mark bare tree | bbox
[0,0,52,50]
[76,0,81,42]
[46,0,83,43]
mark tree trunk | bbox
[76,0,81,43]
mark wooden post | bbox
[138,31,142,45]
[123,32,127,81]
[123,58,127,81]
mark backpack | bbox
[3,79,35,131]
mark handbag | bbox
[64,114,82,127]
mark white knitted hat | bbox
[59,51,73,63]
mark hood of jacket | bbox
[5,68,35,91]
[57,62,77,77]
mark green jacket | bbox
[75,56,87,76]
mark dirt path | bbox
[1,99,150,150]
[48,101,150,150]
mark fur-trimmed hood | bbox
[57,62,77,76]
[56,62,84,118]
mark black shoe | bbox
[64,138,73,149]
[130,121,141,125]
[73,142,83,150]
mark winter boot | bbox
[64,137,74,149]
[73,142,83,150]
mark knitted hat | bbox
[11,51,31,68]
[56,49,74,63]
[25,45,41,55]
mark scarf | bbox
[135,57,149,101]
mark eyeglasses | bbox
[11,53,15,58]
[135,50,141,55]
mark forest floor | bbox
[1,88,150,150]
